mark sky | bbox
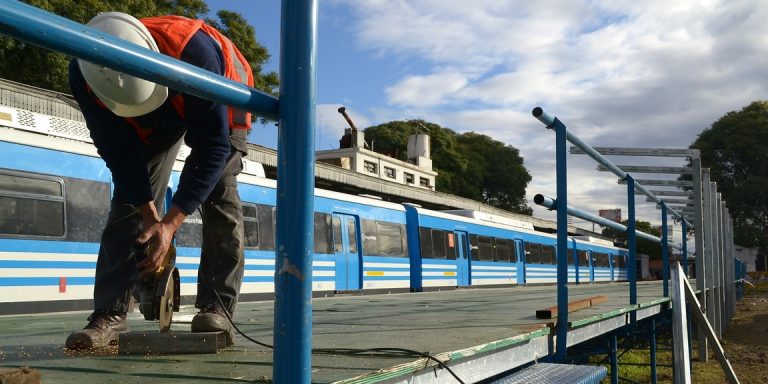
[205,0,768,238]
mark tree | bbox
[690,101,768,259]
[602,220,662,259]
[363,120,533,214]
[0,1,277,95]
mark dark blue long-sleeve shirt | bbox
[69,30,231,215]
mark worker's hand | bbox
[135,205,188,279]
[136,221,175,280]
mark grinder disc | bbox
[156,266,177,332]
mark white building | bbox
[316,128,437,191]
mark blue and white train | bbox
[0,106,629,315]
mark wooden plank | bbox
[536,295,608,319]
[590,295,608,306]
[0,367,41,384]
[118,331,227,355]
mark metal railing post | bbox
[713,189,722,338]
[532,107,569,361]
[661,203,669,297]
[650,319,658,384]
[691,156,707,361]
[626,175,638,315]
[681,220,688,276]
[703,174,717,338]
[273,0,317,382]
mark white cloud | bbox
[333,0,768,231]
[386,72,468,106]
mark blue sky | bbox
[204,0,768,235]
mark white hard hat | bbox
[77,12,168,117]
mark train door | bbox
[589,251,595,283]
[454,231,471,287]
[514,240,525,284]
[332,213,361,291]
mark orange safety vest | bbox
[141,15,254,130]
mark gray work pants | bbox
[94,130,246,315]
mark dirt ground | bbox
[691,275,768,384]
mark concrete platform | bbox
[0,281,667,383]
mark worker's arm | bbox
[136,30,231,276]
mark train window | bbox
[347,217,357,254]
[578,251,590,266]
[446,232,456,260]
[469,235,478,260]
[332,216,343,254]
[567,249,574,265]
[594,252,609,267]
[376,221,406,257]
[362,219,378,256]
[419,227,453,259]
[475,235,493,261]
[176,209,203,248]
[540,245,555,265]
[432,229,447,259]
[0,172,65,237]
[242,203,275,251]
[419,227,433,258]
[524,242,539,264]
[64,177,109,242]
[0,172,62,196]
[494,238,511,262]
[615,255,626,268]
[314,212,332,254]
[257,204,275,250]
[243,204,260,248]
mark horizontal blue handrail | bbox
[532,107,692,228]
[0,1,279,120]
[534,194,691,255]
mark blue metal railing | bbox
[0,1,317,382]
[531,106,695,360]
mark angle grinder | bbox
[134,243,180,332]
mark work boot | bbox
[65,310,128,350]
[191,304,234,345]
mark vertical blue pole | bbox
[661,204,669,297]
[682,220,688,276]
[610,334,619,384]
[273,0,317,383]
[650,319,657,384]
[626,176,637,320]
[554,117,569,361]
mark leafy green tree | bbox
[602,220,662,259]
[690,101,768,261]
[363,120,533,214]
[0,0,277,95]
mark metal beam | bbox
[649,198,692,205]
[571,147,698,157]
[619,179,693,187]
[598,165,692,174]
[636,190,692,197]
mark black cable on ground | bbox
[209,285,465,383]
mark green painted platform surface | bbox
[0,281,666,383]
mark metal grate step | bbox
[490,363,607,384]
